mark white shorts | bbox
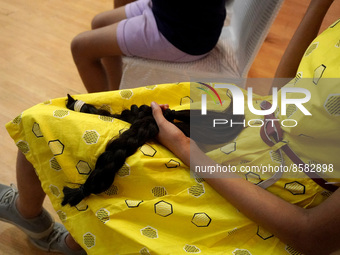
[116,0,207,62]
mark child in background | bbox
[71,0,227,92]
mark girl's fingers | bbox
[151,102,166,125]
[159,104,169,110]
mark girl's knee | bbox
[91,8,127,30]
[71,33,88,63]
[91,13,106,30]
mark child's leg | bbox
[15,151,84,252]
[89,7,129,91]
[91,7,127,30]
[0,151,53,239]
[15,151,45,218]
[71,22,123,92]
[114,0,136,9]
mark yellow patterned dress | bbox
[6,20,340,255]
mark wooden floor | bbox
[0,0,339,254]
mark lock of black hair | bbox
[62,95,243,206]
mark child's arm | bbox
[188,140,340,255]
[272,0,334,90]
[151,101,340,254]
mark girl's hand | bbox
[151,102,191,160]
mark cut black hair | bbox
[62,94,244,206]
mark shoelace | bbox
[0,184,17,210]
[46,224,65,252]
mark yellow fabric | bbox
[6,21,340,255]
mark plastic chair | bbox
[119,0,284,89]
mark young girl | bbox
[1,0,339,254]
[71,0,227,92]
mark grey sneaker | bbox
[0,183,54,239]
[30,223,87,255]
